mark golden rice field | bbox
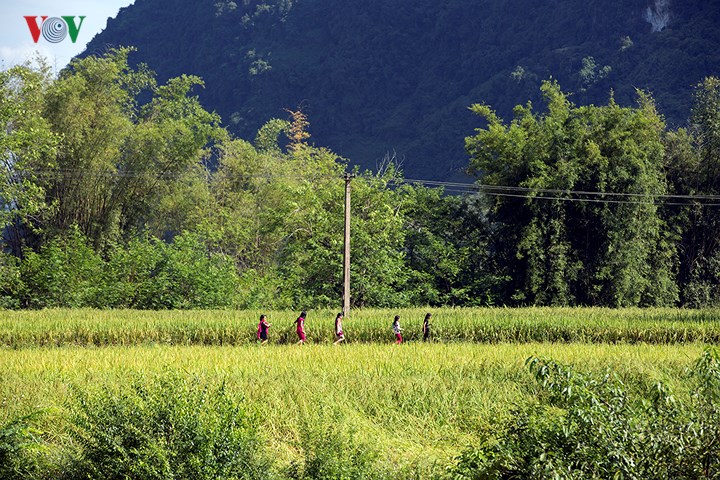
[1,307,720,347]
[0,343,710,473]
[1,308,718,477]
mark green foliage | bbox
[671,77,720,307]
[683,250,720,308]
[17,229,239,310]
[0,58,57,248]
[152,233,240,309]
[578,56,612,90]
[255,118,290,154]
[345,174,409,308]
[466,81,677,307]
[689,348,720,476]
[103,233,241,309]
[287,408,385,480]
[201,123,414,309]
[67,371,270,480]
[273,161,411,308]
[0,340,714,478]
[0,252,23,309]
[619,36,633,52]
[0,413,44,480]
[20,227,104,308]
[36,48,223,249]
[402,187,492,306]
[452,349,720,479]
[4,47,720,310]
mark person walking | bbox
[295,311,307,345]
[257,314,271,345]
[334,312,345,344]
[392,315,403,344]
[422,312,432,342]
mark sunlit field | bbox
[0,342,709,475]
[2,307,720,347]
[1,308,718,478]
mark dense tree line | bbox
[466,79,720,307]
[2,49,720,309]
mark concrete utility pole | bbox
[342,173,352,317]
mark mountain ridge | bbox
[82,0,720,179]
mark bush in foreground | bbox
[0,413,46,480]
[65,372,271,480]
[285,407,387,480]
[452,348,720,479]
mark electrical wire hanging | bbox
[11,167,720,207]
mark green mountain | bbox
[82,0,720,179]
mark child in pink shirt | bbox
[334,312,345,344]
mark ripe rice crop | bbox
[0,342,708,477]
[1,307,719,348]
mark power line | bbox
[397,178,720,200]
[390,178,720,206]
[11,167,720,207]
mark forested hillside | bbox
[81,0,720,179]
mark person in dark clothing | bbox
[257,314,271,344]
[422,312,432,342]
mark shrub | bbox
[158,233,241,309]
[66,371,271,480]
[286,408,386,480]
[20,227,104,308]
[17,230,242,309]
[452,348,720,479]
[101,233,241,309]
[0,251,23,309]
[0,413,44,480]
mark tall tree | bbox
[0,58,58,256]
[38,48,223,248]
[668,77,720,306]
[195,114,415,309]
[466,81,677,306]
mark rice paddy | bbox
[1,308,717,477]
[1,307,719,347]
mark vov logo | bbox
[24,16,86,44]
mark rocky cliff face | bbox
[82,0,720,179]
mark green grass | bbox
[1,307,720,347]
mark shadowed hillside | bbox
[82,0,720,179]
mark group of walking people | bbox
[256,311,432,345]
[392,313,432,343]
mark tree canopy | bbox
[2,50,720,309]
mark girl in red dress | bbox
[295,311,307,344]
